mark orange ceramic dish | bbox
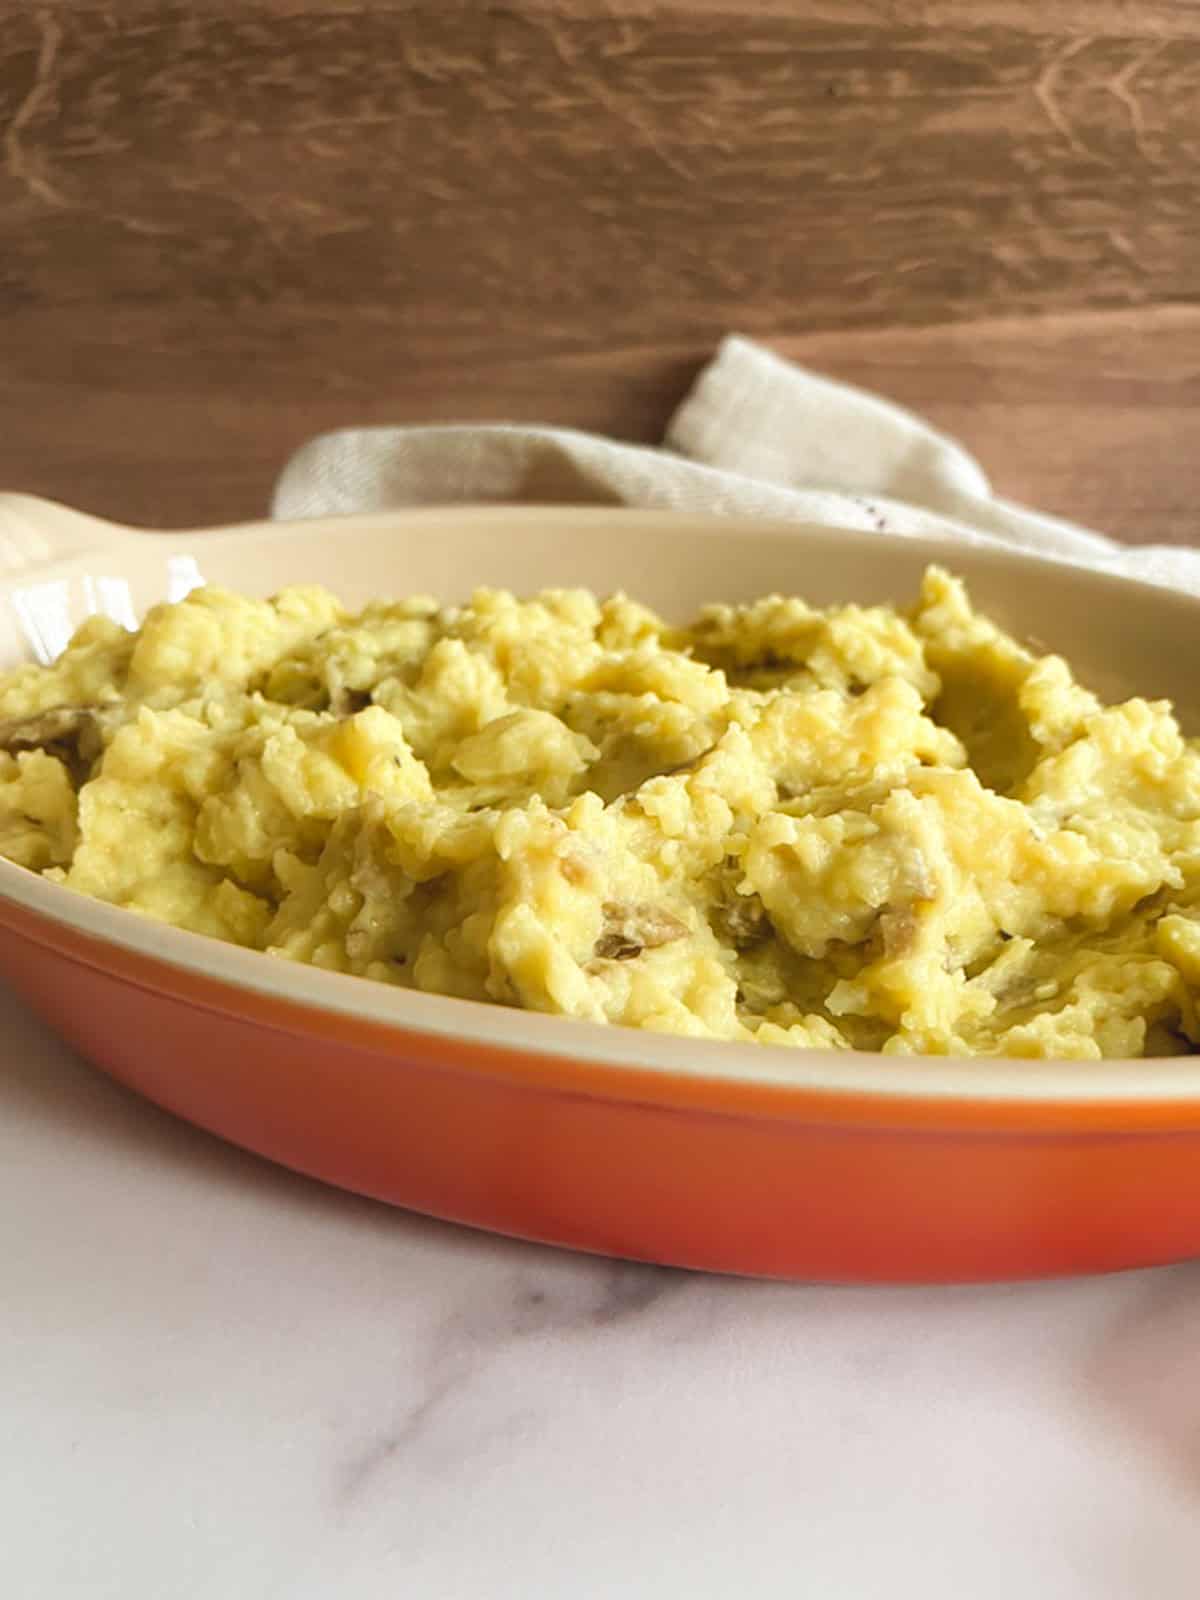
[4,495,1200,1283]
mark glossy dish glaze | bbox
[3,494,1200,1282]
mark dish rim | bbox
[5,500,1200,1119]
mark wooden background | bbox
[1,0,1198,540]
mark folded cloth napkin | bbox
[273,334,1197,593]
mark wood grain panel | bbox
[1,3,1198,535]
[4,3,1198,337]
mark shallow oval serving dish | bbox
[4,494,1200,1283]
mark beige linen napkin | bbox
[273,334,1197,592]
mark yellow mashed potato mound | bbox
[3,567,1200,1061]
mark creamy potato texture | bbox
[3,568,1200,1060]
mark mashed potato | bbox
[3,567,1199,1060]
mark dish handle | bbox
[0,494,144,581]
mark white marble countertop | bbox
[4,982,1200,1600]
